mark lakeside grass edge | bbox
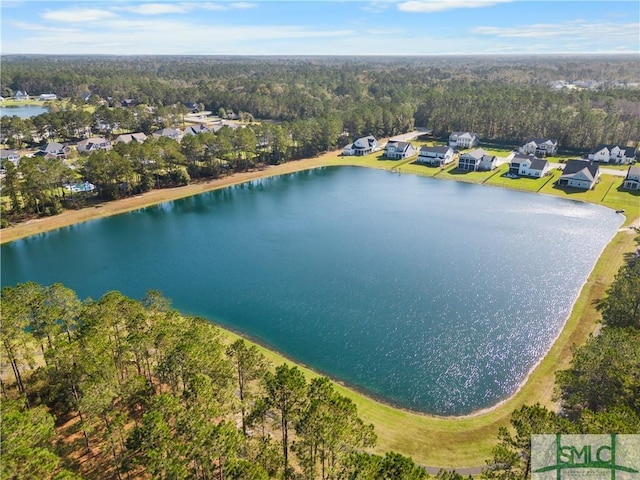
[1,150,638,467]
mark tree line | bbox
[1,284,434,480]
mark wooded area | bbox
[2,56,639,225]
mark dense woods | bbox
[2,55,639,225]
[0,284,433,479]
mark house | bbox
[458,148,497,172]
[13,90,28,101]
[519,137,558,157]
[152,128,182,141]
[184,102,200,113]
[385,140,416,160]
[622,165,640,190]
[37,142,70,159]
[38,93,58,101]
[509,153,550,178]
[183,124,210,136]
[587,144,637,165]
[448,132,479,149]
[114,132,148,144]
[121,98,138,108]
[0,149,21,166]
[80,91,92,102]
[557,160,600,189]
[416,145,454,166]
[508,153,536,176]
[343,135,378,156]
[77,137,112,153]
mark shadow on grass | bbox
[615,184,640,196]
[550,183,591,195]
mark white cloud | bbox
[473,20,640,40]
[230,2,257,9]
[114,3,192,15]
[397,0,513,13]
[41,8,117,23]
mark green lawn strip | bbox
[397,162,448,178]
[208,229,634,468]
[1,99,45,107]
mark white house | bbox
[588,144,637,165]
[508,153,536,176]
[13,90,28,101]
[623,165,640,190]
[0,149,21,166]
[77,137,112,153]
[448,132,479,149]
[557,160,600,190]
[416,145,454,166]
[520,157,550,178]
[458,148,497,171]
[38,93,58,101]
[343,135,378,156]
[519,137,558,157]
[114,132,148,144]
[385,140,416,160]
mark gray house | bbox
[458,148,497,171]
[557,160,600,189]
[385,140,416,160]
[114,132,148,144]
[37,142,70,159]
[623,165,640,190]
[0,149,21,166]
[416,145,454,166]
[183,124,211,136]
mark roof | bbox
[529,158,549,170]
[561,159,599,181]
[419,145,451,154]
[627,166,640,177]
[184,125,210,135]
[153,128,181,136]
[39,142,65,153]
[449,131,477,138]
[461,148,488,160]
[590,144,637,157]
[511,153,537,163]
[524,137,557,145]
[387,140,412,151]
[0,149,20,159]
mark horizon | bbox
[1,1,638,56]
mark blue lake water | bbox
[0,105,49,118]
[0,166,623,415]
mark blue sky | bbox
[1,1,638,55]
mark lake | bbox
[0,166,623,415]
[0,104,49,118]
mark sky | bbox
[1,0,638,55]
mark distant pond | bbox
[0,104,49,118]
[0,166,623,415]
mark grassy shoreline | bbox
[1,147,638,467]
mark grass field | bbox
[2,143,639,468]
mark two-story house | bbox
[343,136,378,156]
[587,144,637,165]
[416,146,454,167]
[623,165,640,190]
[152,128,183,141]
[519,137,558,157]
[457,148,497,172]
[385,140,416,160]
[448,132,479,149]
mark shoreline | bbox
[1,148,638,467]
